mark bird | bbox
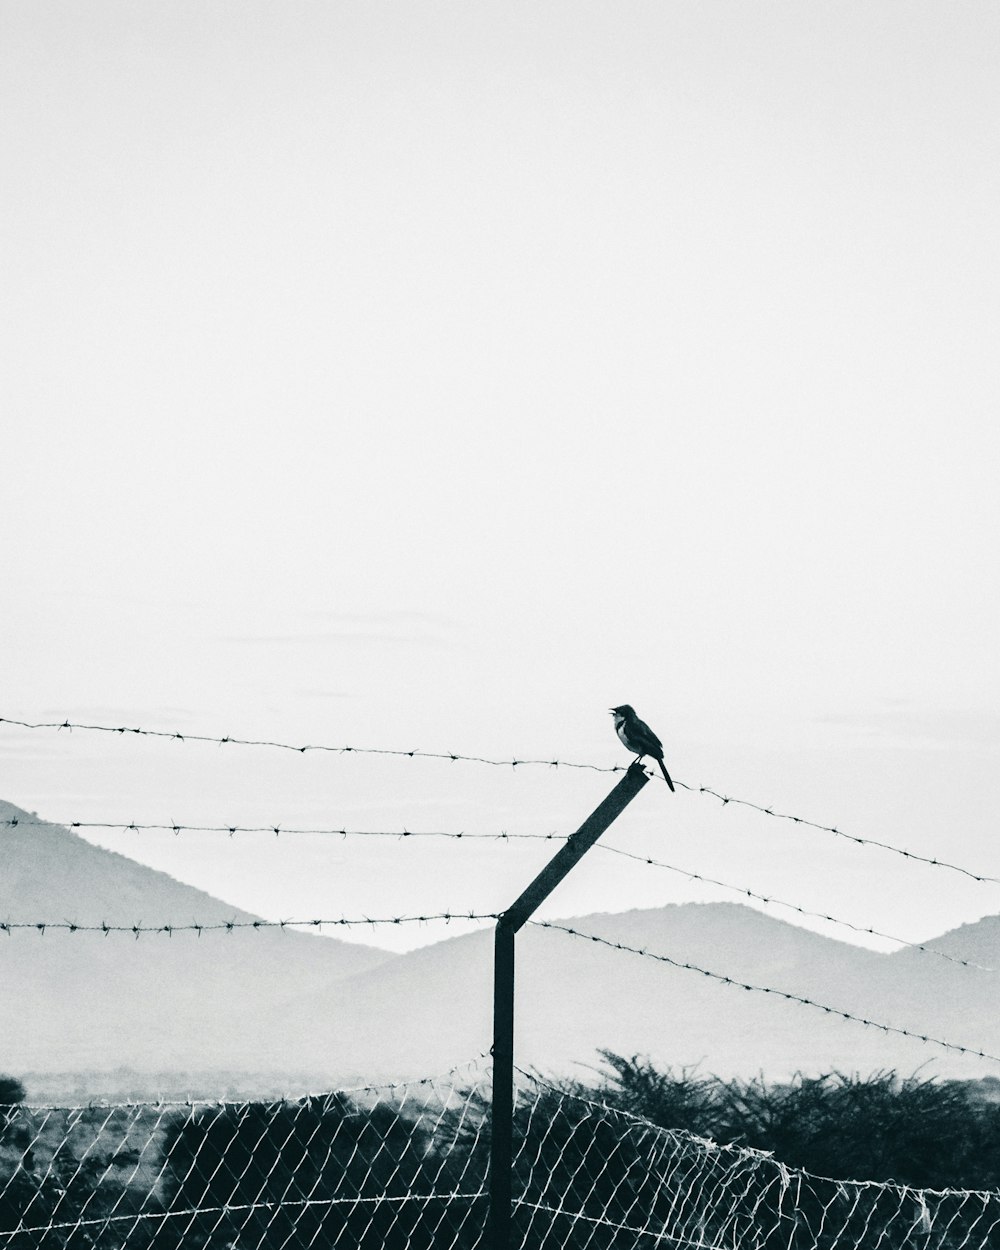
[610,705,675,791]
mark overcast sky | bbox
[3,1,999,956]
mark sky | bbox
[2,1,999,959]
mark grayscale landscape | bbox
[3,1,1000,1244]
[5,800,998,1098]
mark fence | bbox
[3,1062,999,1250]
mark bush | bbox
[583,1051,1000,1188]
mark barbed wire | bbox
[0,911,499,937]
[0,715,619,771]
[595,842,996,974]
[532,920,1000,1065]
[5,712,999,885]
[676,779,1000,886]
[1,814,563,842]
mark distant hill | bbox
[0,801,394,1088]
[271,901,1000,1083]
[4,801,1000,1096]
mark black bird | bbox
[610,705,675,791]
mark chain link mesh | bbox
[3,1065,999,1249]
[0,1064,489,1249]
[509,1073,1000,1249]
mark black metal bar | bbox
[488,924,516,1250]
[503,762,650,934]
[487,760,650,1249]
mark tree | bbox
[0,1075,25,1106]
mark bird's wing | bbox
[633,717,663,752]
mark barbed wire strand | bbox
[1,815,562,842]
[0,715,618,771]
[0,911,499,937]
[673,777,1000,886]
[4,713,998,887]
[531,920,1000,1065]
[595,842,997,974]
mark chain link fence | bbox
[3,1063,999,1249]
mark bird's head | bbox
[609,705,635,717]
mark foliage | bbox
[0,1079,24,1110]
[586,1050,1000,1188]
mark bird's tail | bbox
[658,758,675,792]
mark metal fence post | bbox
[489,922,516,1250]
[487,761,651,1249]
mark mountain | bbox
[0,801,395,1087]
[4,801,1000,1095]
[269,901,1000,1083]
